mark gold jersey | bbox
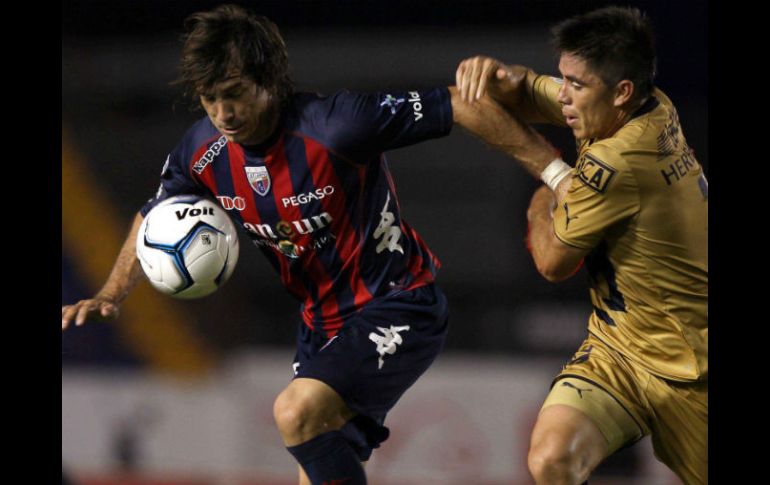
[531,75,708,382]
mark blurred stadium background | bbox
[62,1,706,483]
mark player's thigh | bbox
[538,375,645,456]
[529,402,608,472]
[648,379,707,485]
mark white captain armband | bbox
[540,158,572,192]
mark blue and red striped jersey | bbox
[141,88,453,337]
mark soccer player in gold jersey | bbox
[453,6,707,485]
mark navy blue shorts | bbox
[292,283,449,460]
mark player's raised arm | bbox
[449,85,564,181]
[61,212,146,330]
[450,85,584,281]
[455,56,546,123]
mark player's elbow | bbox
[534,258,576,283]
[538,266,571,283]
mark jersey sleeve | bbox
[552,143,639,249]
[139,137,205,217]
[313,88,453,159]
[530,75,569,127]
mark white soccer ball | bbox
[136,195,239,299]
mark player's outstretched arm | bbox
[449,86,558,179]
[62,212,146,330]
[455,56,545,123]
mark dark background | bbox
[62,0,708,366]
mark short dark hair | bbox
[174,4,293,107]
[552,6,656,100]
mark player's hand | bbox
[456,56,520,103]
[61,296,120,330]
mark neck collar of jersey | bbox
[630,95,660,121]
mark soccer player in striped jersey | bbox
[454,6,707,485]
[62,4,482,485]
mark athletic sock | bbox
[286,430,367,485]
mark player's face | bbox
[200,75,280,146]
[556,53,625,140]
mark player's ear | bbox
[613,79,634,107]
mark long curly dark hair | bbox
[174,4,293,109]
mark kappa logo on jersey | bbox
[380,94,405,114]
[245,166,271,196]
[217,195,247,211]
[373,192,404,254]
[369,325,410,369]
[192,136,227,174]
[549,76,564,84]
[282,185,335,208]
[576,153,617,194]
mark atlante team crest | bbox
[245,166,271,196]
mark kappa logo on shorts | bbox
[373,192,404,254]
[562,381,593,399]
[369,325,411,369]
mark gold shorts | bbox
[541,333,707,484]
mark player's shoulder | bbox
[533,73,564,90]
[615,89,678,148]
[581,139,631,173]
[575,140,634,196]
[588,90,673,161]
[177,116,222,151]
[288,90,376,148]
[292,89,362,108]
[289,90,348,128]
[651,87,674,109]
[165,116,223,170]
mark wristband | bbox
[540,158,572,192]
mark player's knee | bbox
[528,438,584,485]
[273,388,313,440]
